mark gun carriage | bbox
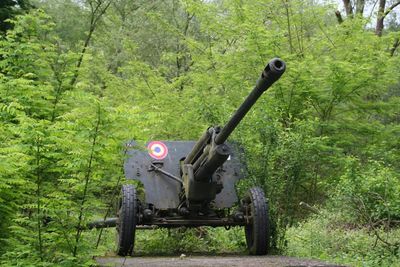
[92,58,286,256]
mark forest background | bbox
[0,0,399,266]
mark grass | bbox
[98,226,248,256]
[284,210,400,267]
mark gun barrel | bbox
[214,58,286,145]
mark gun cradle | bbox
[180,58,286,209]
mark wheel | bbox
[243,187,270,255]
[116,184,137,256]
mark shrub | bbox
[285,210,400,267]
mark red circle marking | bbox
[147,141,168,160]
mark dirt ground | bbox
[96,255,346,267]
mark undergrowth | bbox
[285,210,400,267]
[99,227,247,256]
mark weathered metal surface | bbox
[124,141,244,209]
[149,219,245,228]
[181,58,286,205]
[87,218,117,229]
[215,58,286,145]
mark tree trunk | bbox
[343,0,353,16]
[355,0,365,15]
[375,0,400,36]
[375,0,386,36]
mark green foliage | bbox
[0,0,399,265]
[0,9,130,266]
[133,227,246,255]
[337,159,400,224]
[285,210,400,267]
[31,0,88,49]
[0,0,31,34]
[285,159,400,267]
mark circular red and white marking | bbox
[147,141,168,160]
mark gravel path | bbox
[96,255,346,267]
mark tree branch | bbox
[383,0,400,17]
[70,0,112,86]
[375,0,400,36]
[375,0,386,36]
[390,37,400,56]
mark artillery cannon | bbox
[98,58,286,256]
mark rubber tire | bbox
[116,184,137,256]
[244,187,270,255]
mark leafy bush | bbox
[133,227,246,255]
[285,210,400,267]
[91,226,247,257]
[285,159,400,266]
[337,159,400,225]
